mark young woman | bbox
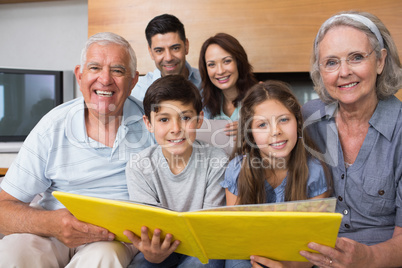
[222,80,331,268]
[199,33,257,136]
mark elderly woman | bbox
[248,11,402,268]
[298,11,402,268]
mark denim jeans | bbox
[225,259,270,268]
[129,252,225,268]
[224,259,251,268]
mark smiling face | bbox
[148,32,189,77]
[251,99,298,163]
[318,26,386,106]
[205,44,239,93]
[144,100,203,162]
[75,43,138,121]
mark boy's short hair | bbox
[143,75,202,119]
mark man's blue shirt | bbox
[1,96,154,210]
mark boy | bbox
[124,75,228,267]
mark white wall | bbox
[0,0,88,96]
[0,0,88,166]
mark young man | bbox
[124,75,228,267]
[132,14,201,101]
[0,32,154,267]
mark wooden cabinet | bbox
[0,168,8,177]
[88,0,402,75]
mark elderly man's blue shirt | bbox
[1,96,154,210]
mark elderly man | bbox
[0,32,153,267]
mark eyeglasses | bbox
[319,47,376,73]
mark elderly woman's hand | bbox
[300,237,373,268]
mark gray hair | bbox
[311,11,402,103]
[79,32,137,77]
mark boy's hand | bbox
[124,226,180,264]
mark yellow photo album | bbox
[53,191,342,264]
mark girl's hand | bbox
[124,226,180,264]
[224,121,238,138]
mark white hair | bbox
[79,32,137,77]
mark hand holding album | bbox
[53,191,342,264]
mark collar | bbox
[65,97,144,145]
[64,98,87,144]
[369,96,401,141]
[122,96,145,126]
[217,95,241,121]
[304,97,401,142]
[304,100,338,123]
[185,61,195,80]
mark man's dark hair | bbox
[145,14,186,47]
[143,75,202,120]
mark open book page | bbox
[200,198,336,213]
[113,197,336,213]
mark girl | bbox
[221,80,332,268]
[199,33,258,136]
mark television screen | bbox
[0,68,63,142]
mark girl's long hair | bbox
[234,80,332,204]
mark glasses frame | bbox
[319,47,377,73]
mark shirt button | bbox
[338,196,343,201]
[344,224,350,228]
[341,174,345,179]
[378,190,385,195]
[343,209,348,215]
